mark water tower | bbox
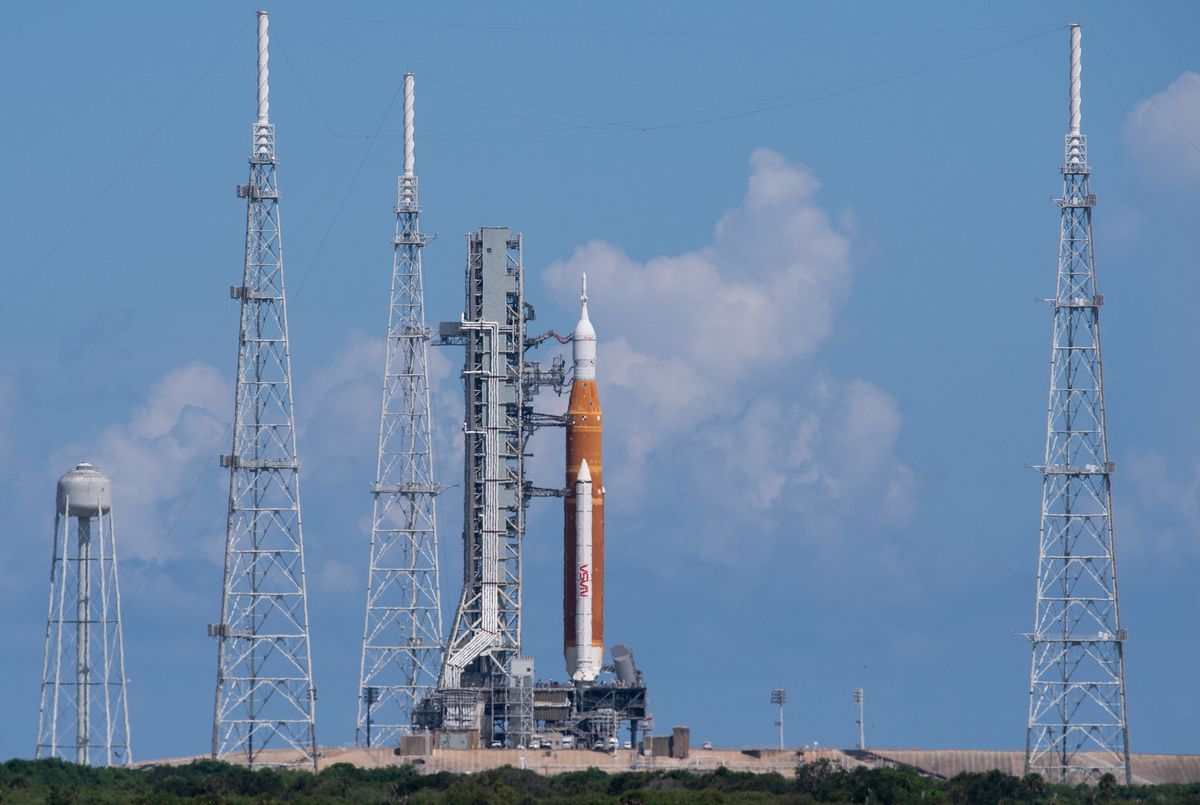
[36,462,132,765]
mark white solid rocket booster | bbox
[573,458,595,681]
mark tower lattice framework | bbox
[1025,23,1130,785]
[211,11,317,769]
[356,72,444,746]
[439,229,526,720]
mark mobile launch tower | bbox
[1024,23,1131,784]
[210,11,318,769]
[424,243,646,749]
[431,227,533,743]
[36,463,132,766]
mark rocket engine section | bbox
[565,275,604,682]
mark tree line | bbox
[1,757,1197,804]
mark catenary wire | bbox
[0,16,253,317]
[274,12,1061,39]
[275,22,1062,141]
[292,82,405,299]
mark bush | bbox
[2,756,1198,804]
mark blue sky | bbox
[2,1,1199,760]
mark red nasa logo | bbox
[578,563,590,597]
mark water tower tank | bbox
[56,463,112,517]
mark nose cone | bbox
[577,458,592,484]
[573,275,596,380]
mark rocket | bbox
[574,459,594,677]
[565,274,604,682]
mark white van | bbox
[562,735,575,749]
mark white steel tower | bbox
[210,11,318,769]
[356,72,444,746]
[36,463,132,766]
[1025,23,1131,785]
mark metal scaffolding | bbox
[356,72,445,746]
[1025,23,1131,785]
[507,657,535,749]
[210,11,317,770]
[440,229,526,720]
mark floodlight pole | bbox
[854,688,865,751]
[770,689,787,750]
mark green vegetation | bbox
[0,757,1197,804]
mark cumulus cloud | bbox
[1124,71,1200,182]
[298,331,386,465]
[1119,450,1200,560]
[0,375,19,466]
[51,363,230,562]
[297,329,459,489]
[541,148,914,564]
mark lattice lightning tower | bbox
[1025,23,1131,785]
[210,11,318,769]
[356,72,445,746]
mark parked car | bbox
[561,735,575,749]
[702,741,714,750]
[592,740,605,751]
[623,740,632,749]
[489,740,502,748]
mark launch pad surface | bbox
[140,747,1200,786]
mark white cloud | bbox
[685,377,914,559]
[0,375,19,466]
[51,363,230,562]
[540,149,914,566]
[298,331,385,465]
[1120,449,1200,560]
[317,558,361,594]
[1124,71,1200,182]
[546,150,850,388]
[297,329,460,485]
